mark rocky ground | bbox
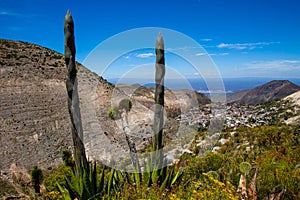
[284,90,300,124]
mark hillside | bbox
[285,90,300,106]
[0,39,73,173]
[0,39,210,176]
[227,80,300,105]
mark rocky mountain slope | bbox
[227,80,300,105]
[285,90,300,105]
[284,90,300,125]
[0,39,209,175]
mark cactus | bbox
[64,10,88,176]
[30,166,43,194]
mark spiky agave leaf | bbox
[57,182,72,200]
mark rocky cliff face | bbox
[0,39,210,173]
[0,39,72,173]
[227,80,300,105]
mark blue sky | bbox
[1,0,300,79]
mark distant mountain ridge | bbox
[227,80,300,105]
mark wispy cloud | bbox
[195,52,207,56]
[0,9,24,17]
[136,52,154,58]
[245,60,300,71]
[201,38,212,42]
[195,52,229,56]
[210,52,229,56]
[166,46,200,51]
[217,42,280,50]
[0,9,37,20]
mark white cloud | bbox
[201,38,213,42]
[195,52,207,56]
[0,11,17,16]
[0,9,25,17]
[218,53,229,56]
[245,60,300,71]
[209,53,229,56]
[217,42,279,50]
[166,46,200,51]
[136,53,154,58]
[195,52,229,56]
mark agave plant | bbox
[57,160,124,200]
[61,10,122,199]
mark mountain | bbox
[0,39,210,175]
[227,80,300,105]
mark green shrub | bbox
[30,166,43,194]
[186,152,224,180]
[62,149,74,168]
[256,151,300,199]
[108,107,120,120]
[173,173,238,200]
[119,99,132,112]
[239,162,251,174]
[44,165,73,193]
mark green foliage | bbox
[186,152,224,180]
[108,107,119,120]
[239,162,251,174]
[46,124,300,199]
[173,173,238,200]
[119,98,132,112]
[51,159,123,200]
[219,125,300,199]
[256,151,300,199]
[30,166,43,194]
[62,149,75,168]
[207,171,220,180]
[44,165,73,193]
[107,99,133,120]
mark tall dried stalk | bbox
[152,33,165,171]
[64,10,88,175]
